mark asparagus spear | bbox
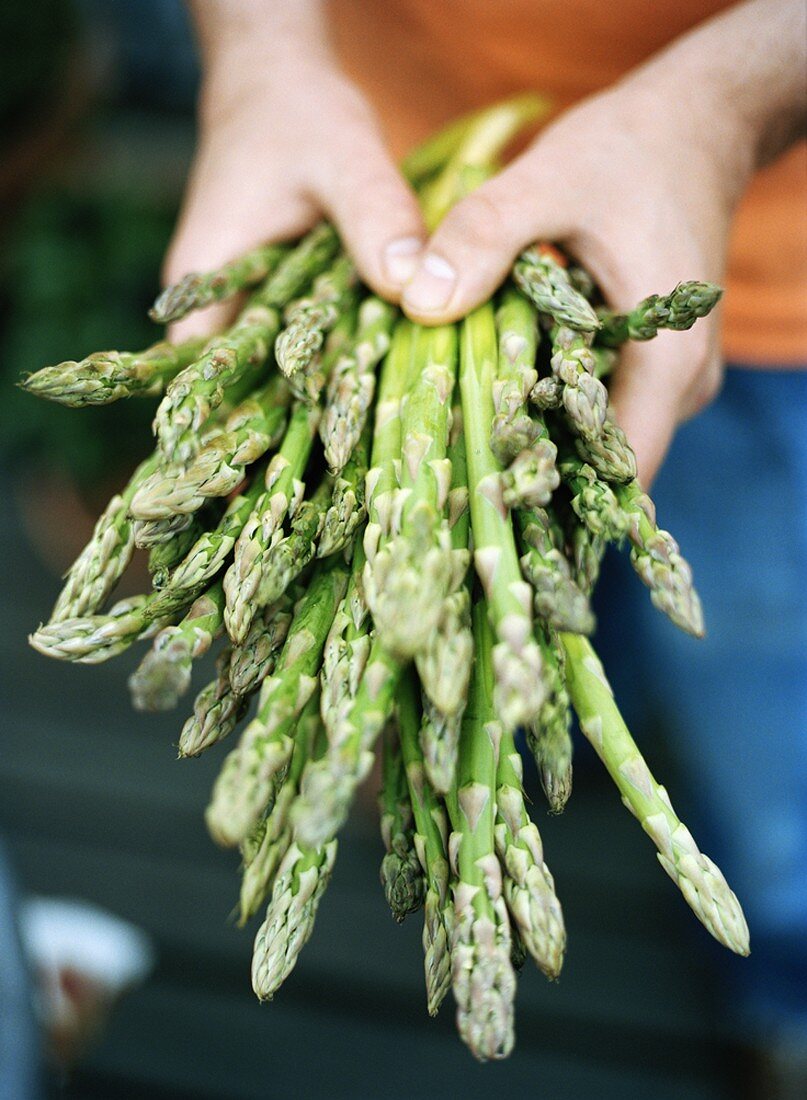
[527,628,574,814]
[515,506,595,634]
[177,647,249,758]
[415,411,473,790]
[223,403,321,644]
[288,305,356,406]
[49,454,158,622]
[256,223,340,307]
[21,337,205,407]
[459,304,545,729]
[490,287,540,465]
[597,281,723,346]
[149,243,288,324]
[130,377,290,519]
[614,480,705,637]
[379,719,426,922]
[229,595,294,696]
[320,296,396,473]
[573,414,638,483]
[153,287,283,466]
[560,456,629,542]
[275,255,358,380]
[495,716,566,978]
[206,560,348,847]
[446,601,516,1062]
[251,836,338,1001]
[147,518,204,589]
[238,694,322,924]
[133,513,196,549]
[29,593,182,665]
[500,417,559,509]
[254,477,333,608]
[514,246,600,332]
[550,325,608,441]
[316,426,369,559]
[398,671,454,1015]
[561,633,749,955]
[367,324,460,658]
[128,582,225,712]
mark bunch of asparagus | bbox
[23,96,748,1062]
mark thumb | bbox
[314,120,427,302]
[401,157,569,323]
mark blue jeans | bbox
[595,366,807,1039]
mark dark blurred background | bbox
[0,2,759,1097]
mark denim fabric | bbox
[595,366,807,1037]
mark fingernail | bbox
[383,237,422,286]
[404,253,457,313]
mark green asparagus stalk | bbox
[573,414,638,483]
[446,601,516,1062]
[206,560,348,847]
[614,480,705,637]
[515,505,594,634]
[153,285,283,466]
[320,296,396,473]
[527,628,573,814]
[398,671,454,1015]
[149,243,288,324]
[459,304,545,729]
[21,337,206,407]
[597,281,723,346]
[561,633,749,955]
[367,323,460,658]
[293,631,402,848]
[530,374,563,411]
[317,426,369,559]
[550,325,608,440]
[495,715,566,978]
[49,454,158,622]
[251,836,338,1001]
[30,592,182,665]
[490,287,541,464]
[499,415,559,509]
[238,694,321,924]
[275,255,358,379]
[254,477,333,608]
[257,223,340,307]
[415,412,473,790]
[287,304,356,405]
[177,647,248,758]
[514,246,600,332]
[223,403,321,644]
[147,518,204,589]
[130,377,290,519]
[379,719,426,922]
[128,582,225,712]
[228,594,294,697]
[560,456,629,542]
[133,513,195,549]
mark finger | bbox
[314,120,427,302]
[401,157,570,323]
[164,155,318,342]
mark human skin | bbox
[167,0,806,484]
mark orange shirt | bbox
[330,0,807,364]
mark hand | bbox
[401,0,806,485]
[402,81,740,485]
[165,3,425,341]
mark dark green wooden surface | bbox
[0,471,745,1100]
